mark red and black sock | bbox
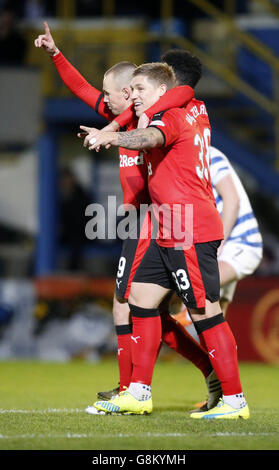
[115,324,133,392]
[194,313,242,395]
[129,304,162,386]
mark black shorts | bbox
[115,210,152,300]
[132,239,221,308]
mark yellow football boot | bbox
[190,398,250,420]
[94,390,153,415]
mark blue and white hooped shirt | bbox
[210,146,263,250]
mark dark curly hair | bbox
[161,49,202,88]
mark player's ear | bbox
[159,83,168,97]
[122,87,131,100]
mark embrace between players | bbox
[34,22,263,419]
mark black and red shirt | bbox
[146,100,224,246]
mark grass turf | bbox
[0,359,278,450]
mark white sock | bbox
[128,382,152,401]
[223,393,247,409]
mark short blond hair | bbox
[104,61,137,88]
[132,62,175,89]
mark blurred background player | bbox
[210,145,263,314]
[177,144,263,340]
[34,25,222,412]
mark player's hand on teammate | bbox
[34,21,59,56]
[104,121,121,132]
[137,112,149,129]
[79,125,118,152]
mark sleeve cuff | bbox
[148,125,166,147]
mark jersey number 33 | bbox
[195,127,211,181]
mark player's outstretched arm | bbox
[80,126,118,151]
[78,121,119,138]
[117,127,163,150]
[80,125,164,151]
[34,22,113,121]
[78,122,119,152]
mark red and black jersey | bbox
[118,121,151,208]
[146,99,224,246]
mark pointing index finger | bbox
[44,21,50,35]
[80,125,92,133]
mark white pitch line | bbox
[214,432,276,437]
[0,432,276,440]
[0,408,272,415]
[0,408,83,414]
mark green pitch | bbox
[0,358,278,450]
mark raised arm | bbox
[34,22,114,121]
[34,21,59,56]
